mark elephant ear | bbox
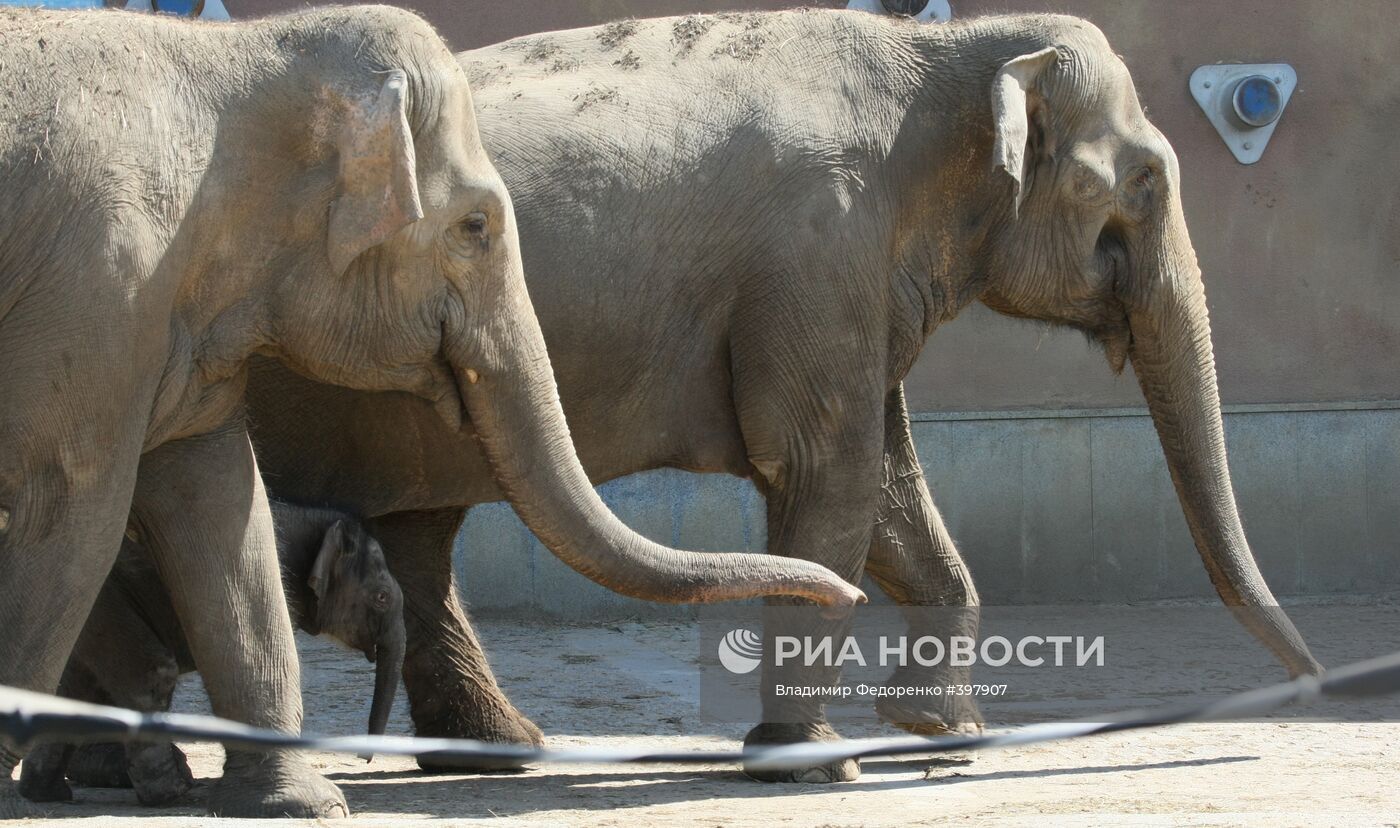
[326,70,425,277]
[308,519,347,601]
[990,47,1059,216]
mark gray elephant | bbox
[17,501,402,807]
[243,8,1323,784]
[0,6,858,817]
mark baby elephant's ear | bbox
[326,70,425,276]
[308,519,348,599]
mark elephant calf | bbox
[17,501,404,807]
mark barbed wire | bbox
[3,650,1399,771]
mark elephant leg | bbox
[8,539,139,804]
[15,744,75,803]
[63,599,193,806]
[15,664,104,803]
[34,560,184,794]
[0,538,129,818]
[130,425,345,818]
[368,508,543,773]
[64,743,133,790]
[732,336,885,784]
[863,385,984,735]
[0,427,143,816]
[126,742,197,807]
[743,452,882,784]
[56,662,195,806]
[17,659,109,801]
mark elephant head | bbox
[973,21,1319,677]
[307,519,405,737]
[260,21,860,609]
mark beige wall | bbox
[922,0,1400,412]
[228,0,1400,412]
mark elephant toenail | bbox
[0,506,9,532]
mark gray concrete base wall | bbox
[457,403,1400,619]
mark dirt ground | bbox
[10,613,1400,827]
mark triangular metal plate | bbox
[1189,64,1296,165]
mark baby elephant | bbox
[19,502,405,806]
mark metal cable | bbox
[2,650,1397,771]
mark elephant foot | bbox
[415,702,543,774]
[875,694,984,737]
[742,722,860,783]
[875,667,985,736]
[1,784,46,819]
[16,771,72,804]
[65,742,132,788]
[876,697,984,736]
[3,755,45,817]
[128,742,197,807]
[17,743,74,803]
[207,751,347,819]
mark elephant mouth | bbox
[429,352,474,433]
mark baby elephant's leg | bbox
[125,743,196,807]
[16,744,76,803]
[18,660,105,801]
[58,553,194,804]
[17,603,137,800]
[64,743,132,789]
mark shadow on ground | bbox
[322,755,1258,819]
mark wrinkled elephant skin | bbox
[244,9,1320,783]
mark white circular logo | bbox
[718,628,763,674]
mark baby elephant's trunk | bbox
[368,617,406,736]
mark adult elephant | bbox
[245,9,1322,783]
[0,5,857,817]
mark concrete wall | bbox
[219,0,1400,613]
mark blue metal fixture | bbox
[1190,64,1297,165]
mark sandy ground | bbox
[10,612,1400,827]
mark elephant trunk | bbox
[1127,255,1321,678]
[453,266,863,608]
[366,615,405,737]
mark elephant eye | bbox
[459,212,488,237]
[1117,167,1158,220]
[449,212,491,255]
[374,590,389,608]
